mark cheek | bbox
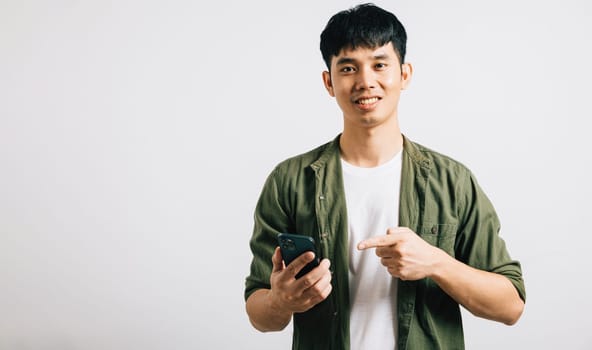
[383,76,400,90]
[334,88,351,104]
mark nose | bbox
[354,66,376,90]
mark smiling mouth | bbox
[355,97,380,106]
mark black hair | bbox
[320,3,407,70]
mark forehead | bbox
[332,42,399,66]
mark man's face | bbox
[322,42,412,129]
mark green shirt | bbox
[245,135,526,350]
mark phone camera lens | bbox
[282,239,295,251]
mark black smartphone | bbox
[277,233,320,279]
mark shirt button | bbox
[431,226,438,234]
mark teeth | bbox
[357,97,379,105]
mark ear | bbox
[400,63,413,90]
[322,71,335,97]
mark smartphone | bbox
[277,233,320,279]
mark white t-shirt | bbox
[341,151,402,350]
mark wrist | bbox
[428,247,453,280]
[267,289,293,320]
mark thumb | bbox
[271,247,284,273]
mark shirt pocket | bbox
[417,223,457,256]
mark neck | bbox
[339,121,403,168]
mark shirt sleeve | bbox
[244,167,293,301]
[454,170,526,302]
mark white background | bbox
[1,0,591,349]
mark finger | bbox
[296,258,329,290]
[307,284,333,308]
[387,227,407,235]
[284,251,316,278]
[358,234,400,250]
[303,269,333,301]
[380,256,393,267]
[316,268,333,291]
[387,266,401,278]
[376,246,395,258]
[271,247,284,273]
[320,280,333,298]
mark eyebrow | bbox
[335,53,391,66]
[334,57,355,66]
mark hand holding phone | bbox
[277,233,320,279]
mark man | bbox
[245,4,525,349]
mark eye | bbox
[340,66,355,73]
[375,63,387,70]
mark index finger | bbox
[357,234,400,250]
[282,251,316,278]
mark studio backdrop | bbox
[1,0,591,349]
